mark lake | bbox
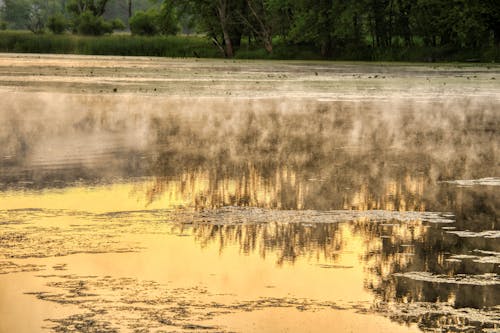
[0,54,498,333]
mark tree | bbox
[215,0,235,57]
[483,0,500,46]
[1,0,64,31]
[27,2,45,33]
[128,1,178,36]
[129,8,158,35]
[447,0,487,48]
[67,0,109,16]
[266,0,293,39]
[67,0,130,35]
[289,0,338,57]
[47,12,68,33]
[157,0,179,35]
[395,0,412,46]
[73,9,113,34]
[330,0,367,49]
[1,0,32,29]
[177,0,246,57]
[413,0,445,47]
[367,0,393,48]
[101,0,147,24]
[239,0,275,53]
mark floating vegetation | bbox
[0,211,141,259]
[28,274,361,333]
[440,177,500,187]
[446,230,500,239]
[393,272,500,286]
[0,260,45,274]
[449,251,500,265]
[123,207,456,225]
[375,302,500,333]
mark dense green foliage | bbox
[0,0,499,60]
[67,1,127,35]
[129,2,178,36]
[129,9,160,35]
[66,0,109,17]
[47,13,68,34]
[0,30,219,57]
[179,0,500,60]
[0,30,498,62]
[72,10,111,35]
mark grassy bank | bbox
[0,31,498,62]
[0,31,221,58]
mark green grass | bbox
[0,31,221,58]
[0,31,498,62]
[0,30,76,54]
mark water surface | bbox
[0,54,499,333]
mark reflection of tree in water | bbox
[360,220,498,302]
[147,98,498,330]
[146,98,498,211]
[178,182,497,330]
[185,210,498,331]
[355,189,499,331]
[187,222,343,265]
[146,148,436,211]
[1,97,497,196]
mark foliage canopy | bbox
[0,0,498,59]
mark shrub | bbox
[0,21,7,31]
[47,14,68,34]
[111,18,126,31]
[157,0,179,35]
[0,31,221,57]
[129,9,159,36]
[73,11,112,36]
[0,31,76,53]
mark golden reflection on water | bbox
[347,175,426,211]
[144,167,428,212]
[0,167,429,213]
[0,177,497,332]
[0,178,441,298]
[0,182,165,213]
[143,167,304,210]
[0,183,426,333]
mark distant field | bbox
[0,31,499,62]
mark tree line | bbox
[1,0,499,59]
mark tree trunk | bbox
[216,0,234,58]
[128,0,132,18]
[245,0,273,54]
[222,29,234,58]
[320,36,333,57]
[96,0,108,16]
[263,38,273,53]
[77,0,84,14]
[494,24,500,46]
[211,37,226,57]
[353,13,360,45]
